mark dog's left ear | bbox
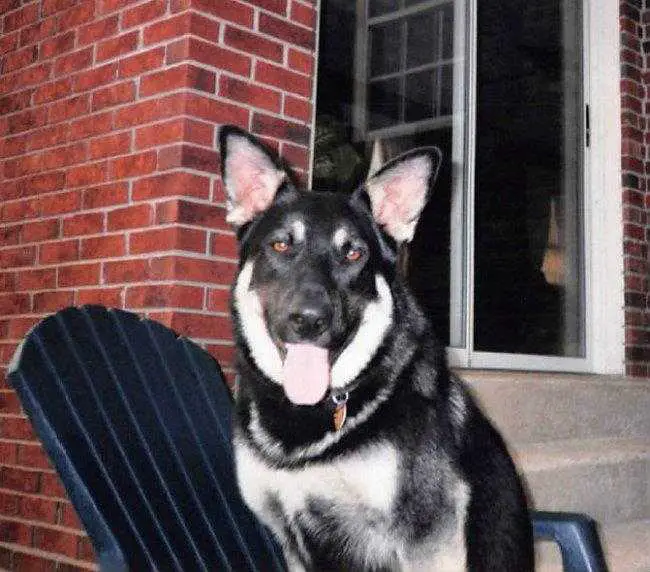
[219,126,291,227]
[356,148,442,243]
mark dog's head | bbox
[220,126,441,406]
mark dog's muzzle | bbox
[277,284,336,406]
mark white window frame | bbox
[452,0,624,374]
[581,0,624,374]
[311,0,624,374]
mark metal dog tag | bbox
[332,392,349,431]
[333,403,347,431]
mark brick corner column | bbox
[0,0,318,567]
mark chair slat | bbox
[8,306,286,571]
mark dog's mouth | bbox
[263,301,350,407]
[271,325,355,407]
[278,342,331,406]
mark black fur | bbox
[222,126,534,571]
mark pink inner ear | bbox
[374,177,412,227]
[368,155,431,242]
[231,162,275,209]
[224,138,286,226]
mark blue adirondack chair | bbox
[7,306,608,571]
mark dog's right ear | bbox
[219,126,290,227]
[353,147,442,244]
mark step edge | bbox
[461,369,650,389]
[513,436,650,472]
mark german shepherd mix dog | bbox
[220,126,534,571]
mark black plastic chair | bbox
[7,306,608,571]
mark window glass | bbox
[369,21,403,76]
[474,0,584,356]
[407,10,440,68]
[369,0,399,18]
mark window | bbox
[313,0,624,373]
[354,0,454,136]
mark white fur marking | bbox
[330,274,393,388]
[449,381,467,427]
[291,219,306,243]
[252,443,396,514]
[236,437,400,563]
[332,227,348,249]
[234,260,284,384]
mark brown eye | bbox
[272,240,290,253]
[345,247,363,262]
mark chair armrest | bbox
[531,510,608,572]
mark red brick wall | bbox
[620,0,650,377]
[0,0,316,567]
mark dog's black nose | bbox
[288,305,331,341]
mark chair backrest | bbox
[8,305,286,572]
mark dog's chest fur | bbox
[236,437,405,569]
[234,435,468,571]
[236,438,398,519]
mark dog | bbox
[220,126,534,571]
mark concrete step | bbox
[463,371,650,445]
[463,372,650,571]
[515,437,650,524]
[535,519,650,572]
[602,519,650,572]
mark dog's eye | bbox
[271,240,290,253]
[345,247,363,262]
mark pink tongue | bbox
[282,343,330,405]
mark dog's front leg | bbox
[255,497,311,571]
[273,518,311,572]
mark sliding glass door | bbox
[313,0,587,370]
